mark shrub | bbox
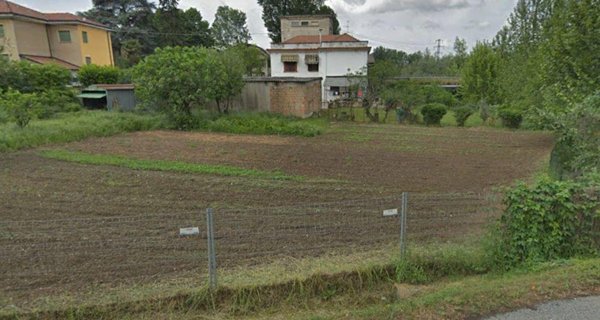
[36,89,81,118]
[0,89,41,128]
[498,106,523,128]
[420,103,448,126]
[78,64,121,87]
[454,106,474,127]
[0,59,71,93]
[491,177,600,269]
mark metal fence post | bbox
[206,208,217,289]
[400,192,408,259]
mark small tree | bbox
[1,89,40,128]
[454,105,475,127]
[133,46,244,128]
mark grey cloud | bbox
[464,19,491,29]
[423,19,441,30]
[332,0,474,14]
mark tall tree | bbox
[153,6,213,48]
[211,6,251,48]
[79,0,156,58]
[257,0,340,43]
[460,42,501,104]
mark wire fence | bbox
[0,192,502,296]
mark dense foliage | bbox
[493,178,599,269]
[133,46,244,129]
[421,104,448,126]
[78,64,122,87]
[0,58,81,127]
[498,106,523,129]
[461,0,600,128]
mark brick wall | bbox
[269,80,321,118]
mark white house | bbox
[268,33,370,107]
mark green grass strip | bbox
[39,150,301,181]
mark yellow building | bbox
[0,0,114,70]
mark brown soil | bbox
[0,124,554,311]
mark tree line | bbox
[79,0,341,67]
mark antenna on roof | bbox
[345,20,350,34]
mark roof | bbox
[0,0,107,29]
[283,34,361,44]
[94,84,135,90]
[21,55,80,70]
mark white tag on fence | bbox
[383,208,399,217]
[179,227,200,236]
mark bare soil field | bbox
[0,124,554,313]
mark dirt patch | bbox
[62,124,554,192]
[0,124,553,311]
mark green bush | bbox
[0,89,41,128]
[0,59,71,93]
[78,64,121,87]
[420,103,448,126]
[498,106,523,128]
[454,106,475,127]
[36,89,81,118]
[491,177,600,269]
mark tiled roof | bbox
[0,0,107,29]
[283,34,361,44]
[21,55,80,70]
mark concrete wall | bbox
[0,19,19,60]
[12,19,50,57]
[79,25,114,66]
[281,16,332,42]
[47,24,82,66]
[270,50,368,78]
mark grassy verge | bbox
[0,111,166,152]
[195,113,327,137]
[7,240,598,320]
[39,149,301,181]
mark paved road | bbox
[486,296,600,320]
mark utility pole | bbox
[435,39,443,59]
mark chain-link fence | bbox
[1,192,501,298]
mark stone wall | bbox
[215,77,322,118]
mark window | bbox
[58,30,71,43]
[330,86,340,96]
[283,61,297,72]
[85,56,92,65]
[307,63,319,72]
[301,21,309,26]
[0,25,4,38]
[82,31,88,43]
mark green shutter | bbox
[58,30,71,43]
[0,25,4,38]
[82,31,88,43]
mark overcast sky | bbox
[17,0,517,53]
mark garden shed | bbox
[78,84,136,111]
